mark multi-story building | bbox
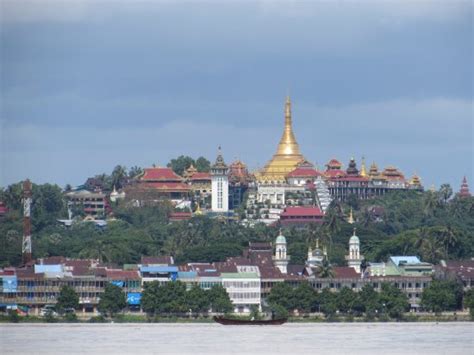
[65,189,106,218]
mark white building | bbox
[221,271,261,313]
[273,231,290,274]
[211,148,229,212]
[345,228,364,273]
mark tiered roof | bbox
[459,176,471,197]
[141,167,183,182]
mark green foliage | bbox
[8,310,20,323]
[293,282,316,313]
[464,289,474,319]
[141,281,187,316]
[98,283,127,317]
[319,288,337,318]
[167,155,195,176]
[56,285,79,313]
[421,280,463,313]
[379,282,409,319]
[195,157,211,173]
[267,282,294,311]
[208,284,233,313]
[186,285,210,314]
[270,304,289,320]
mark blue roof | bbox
[390,256,421,266]
[177,271,197,279]
[140,266,178,273]
[35,264,63,274]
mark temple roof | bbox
[287,167,322,178]
[280,206,324,217]
[141,167,183,182]
[189,172,211,181]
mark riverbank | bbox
[1,313,472,323]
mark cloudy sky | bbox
[1,0,472,189]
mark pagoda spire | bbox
[348,208,354,224]
[257,96,306,182]
[360,157,367,177]
[459,176,471,198]
[276,95,301,156]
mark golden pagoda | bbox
[257,96,306,182]
[360,157,367,177]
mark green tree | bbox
[195,157,211,172]
[439,184,453,204]
[358,284,381,318]
[379,283,409,319]
[128,166,143,179]
[141,281,161,317]
[336,287,356,314]
[267,282,294,311]
[293,282,316,313]
[111,165,128,190]
[167,155,195,176]
[464,288,474,319]
[208,284,233,313]
[270,304,289,320]
[56,285,79,313]
[319,288,337,318]
[98,283,127,317]
[316,257,335,278]
[186,285,210,315]
[421,280,463,314]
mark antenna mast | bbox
[22,179,33,265]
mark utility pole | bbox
[22,179,32,265]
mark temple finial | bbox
[348,208,354,224]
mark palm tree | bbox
[317,257,335,278]
[439,184,453,205]
[439,225,458,259]
[422,192,439,217]
[420,236,444,264]
[323,207,341,237]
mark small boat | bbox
[213,316,287,325]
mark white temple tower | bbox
[273,230,290,274]
[211,147,229,212]
[345,228,364,273]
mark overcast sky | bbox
[1,0,472,189]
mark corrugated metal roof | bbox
[140,266,179,273]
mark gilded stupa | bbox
[257,96,306,183]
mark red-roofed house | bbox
[279,206,324,226]
[0,202,8,218]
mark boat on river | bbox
[213,316,287,325]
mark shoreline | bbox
[1,314,472,324]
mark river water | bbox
[1,323,473,354]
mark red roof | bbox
[324,170,346,178]
[333,267,360,278]
[0,202,8,214]
[190,172,211,180]
[280,207,324,217]
[141,256,174,265]
[106,270,140,279]
[333,176,369,182]
[287,168,321,178]
[327,159,342,167]
[139,182,190,191]
[141,168,183,181]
